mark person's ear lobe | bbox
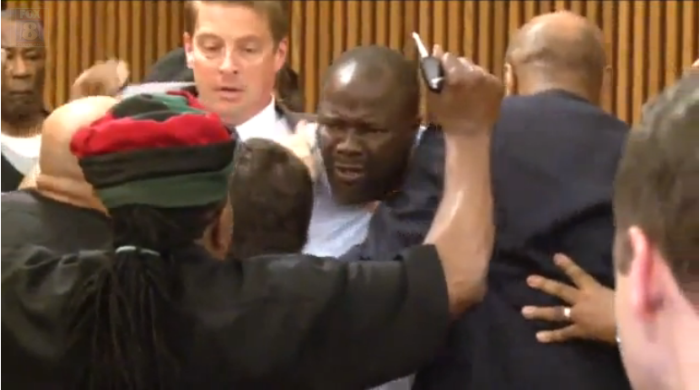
[201,202,233,260]
[183,33,195,69]
[627,226,665,320]
[274,38,288,73]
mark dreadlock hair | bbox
[64,92,235,389]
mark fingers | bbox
[294,120,318,148]
[553,253,598,288]
[440,53,471,87]
[432,44,444,58]
[282,120,321,181]
[521,305,571,322]
[113,60,130,85]
[535,325,581,343]
[526,274,578,303]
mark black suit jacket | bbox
[1,153,24,191]
[412,90,631,390]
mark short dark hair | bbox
[185,1,289,44]
[614,71,699,301]
[275,63,304,112]
[228,138,313,259]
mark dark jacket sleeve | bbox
[2,245,107,389]
[3,245,450,389]
[190,245,450,389]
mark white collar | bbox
[235,97,288,141]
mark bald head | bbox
[322,46,419,114]
[39,96,118,179]
[506,11,606,94]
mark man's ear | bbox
[504,63,516,96]
[274,37,288,73]
[183,32,195,69]
[201,201,233,260]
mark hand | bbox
[18,163,40,190]
[521,254,617,345]
[71,59,129,100]
[278,120,320,181]
[426,45,504,134]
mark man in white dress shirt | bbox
[181,0,293,140]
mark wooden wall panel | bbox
[8,0,699,124]
[289,0,698,123]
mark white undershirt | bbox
[1,133,41,175]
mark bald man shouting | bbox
[2,96,117,252]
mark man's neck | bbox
[35,174,107,214]
[517,82,600,105]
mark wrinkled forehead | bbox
[1,14,45,47]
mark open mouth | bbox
[334,165,364,183]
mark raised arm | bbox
[423,49,503,315]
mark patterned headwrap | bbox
[70,91,235,208]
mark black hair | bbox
[65,202,224,389]
[276,64,304,112]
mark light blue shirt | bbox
[302,173,372,257]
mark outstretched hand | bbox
[278,120,320,181]
[521,254,617,345]
[71,59,129,100]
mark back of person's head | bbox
[228,137,313,259]
[275,63,304,112]
[143,47,194,83]
[613,71,698,390]
[66,92,235,388]
[505,11,606,102]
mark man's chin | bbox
[330,185,375,207]
[1,104,42,123]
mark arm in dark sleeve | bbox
[198,245,450,389]
[2,245,105,387]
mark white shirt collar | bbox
[235,97,290,141]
